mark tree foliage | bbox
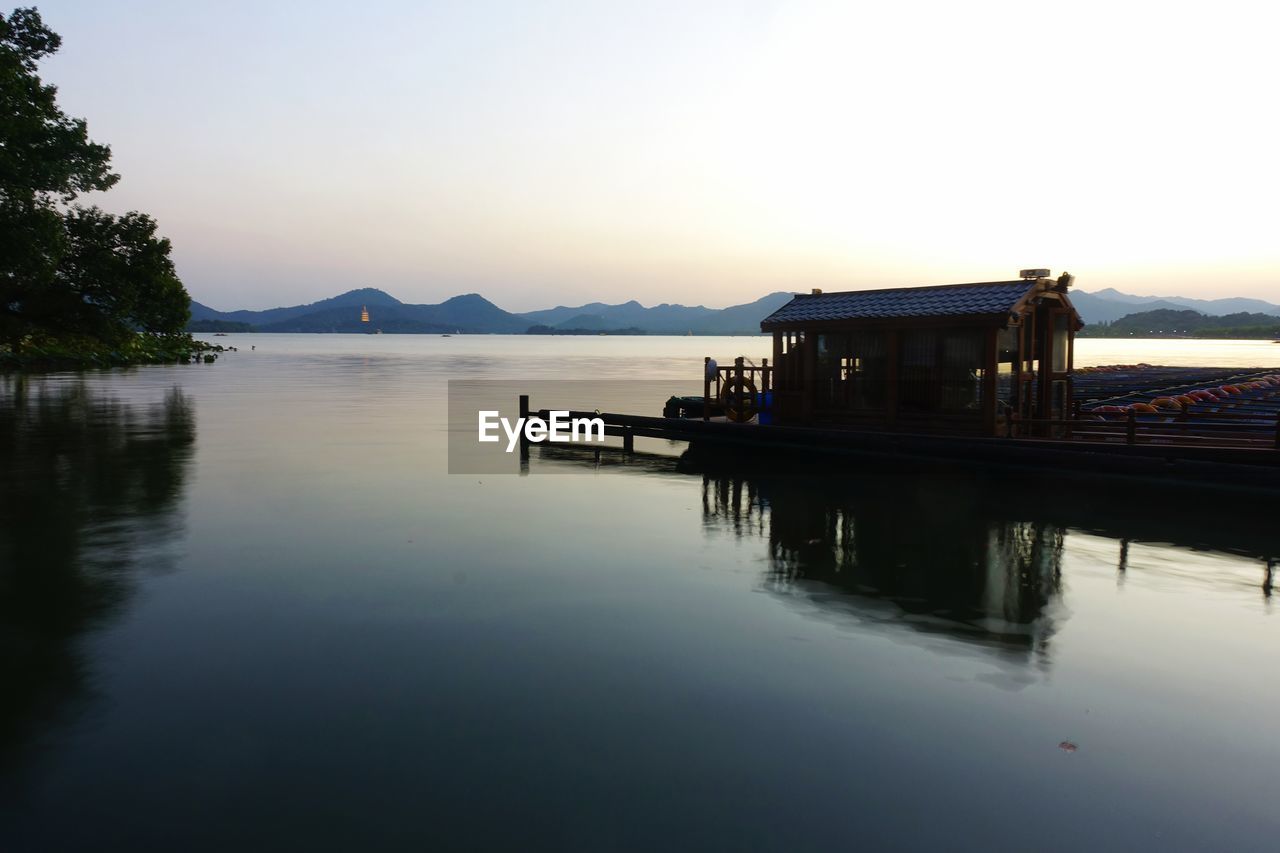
[1079,308,1280,338]
[1,7,189,351]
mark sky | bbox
[35,0,1280,311]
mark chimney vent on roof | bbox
[1019,268,1051,280]
[811,288,823,295]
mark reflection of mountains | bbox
[0,377,195,775]
[535,444,1278,659]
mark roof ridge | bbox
[793,280,1030,298]
[761,279,1049,328]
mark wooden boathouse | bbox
[518,269,1280,492]
[760,270,1082,434]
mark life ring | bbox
[720,375,758,423]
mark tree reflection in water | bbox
[0,376,195,774]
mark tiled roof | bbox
[760,280,1037,328]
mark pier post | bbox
[703,357,711,422]
[734,356,746,423]
[518,394,530,461]
[623,429,634,454]
[1274,413,1280,450]
[1126,407,1137,445]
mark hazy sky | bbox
[37,0,1279,310]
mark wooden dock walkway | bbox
[519,362,1280,493]
[526,403,1280,492]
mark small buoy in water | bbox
[1058,741,1078,753]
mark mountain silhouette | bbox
[1070,288,1280,324]
[188,286,1278,333]
[189,289,793,334]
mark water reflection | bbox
[0,377,195,774]
[702,472,1064,658]
[537,443,1278,659]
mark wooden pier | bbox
[520,362,1280,494]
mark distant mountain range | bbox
[189,288,794,335]
[188,285,1279,334]
[1068,288,1280,324]
[190,288,529,334]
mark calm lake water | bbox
[2,335,1278,851]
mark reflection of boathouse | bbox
[531,441,1277,658]
[700,472,1063,654]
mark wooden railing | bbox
[1008,407,1280,449]
[703,356,772,421]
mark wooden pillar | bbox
[886,329,899,428]
[772,333,783,390]
[790,333,799,389]
[1037,307,1051,432]
[982,327,998,435]
[801,335,816,421]
[1012,320,1025,426]
[1066,324,1076,436]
